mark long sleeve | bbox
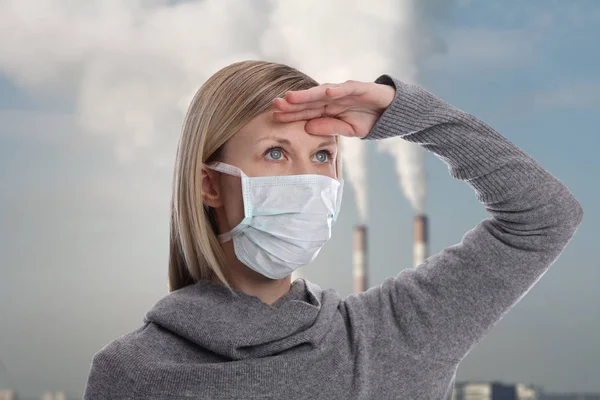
[343,74,584,364]
[83,338,133,400]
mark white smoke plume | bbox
[257,0,444,221]
[0,0,271,167]
[260,0,416,223]
[0,0,446,218]
[369,0,451,216]
[339,136,368,222]
[377,139,428,214]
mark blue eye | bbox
[266,147,284,161]
[314,150,331,163]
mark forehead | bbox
[234,108,337,145]
[240,108,302,137]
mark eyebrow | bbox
[257,136,337,149]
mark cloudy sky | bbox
[0,0,598,398]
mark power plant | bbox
[352,225,368,294]
[303,215,427,294]
[413,214,429,268]
[352,215,428,293]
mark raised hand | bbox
[271,80,396,139]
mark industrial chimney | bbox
[413,214,428,268]
[353,225,368,293]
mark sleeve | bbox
[342,74,584,364]
[83,341,133,400]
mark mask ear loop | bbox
[202,162,236,212]
[204,161,253,242]
[205,161,243,177]
[217,231,232,243]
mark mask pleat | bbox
[250,215,332,242]
[242,227,324,265]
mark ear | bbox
[201,164,222,209]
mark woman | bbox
[84,60,583,399]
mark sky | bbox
[0,0,599,398]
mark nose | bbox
[290,158,316,176]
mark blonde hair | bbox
[168,60,342,294]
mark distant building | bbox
[517,383,543,400]
[0,389,17,400]
[53,392,67,400]
[453,381,541,400]
[539,394,600,400]
[40,392,67,400]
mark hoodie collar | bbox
[144,278,338,360]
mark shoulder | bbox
[84,324,152,399]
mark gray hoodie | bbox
[83,74,583,400]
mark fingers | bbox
[283,80,367,104]
[273,100,349,123]
[284,84,337,104]
[324,85,350,100]
[272,97,329,113]
[304,117,356,137]
[273,108,324,122]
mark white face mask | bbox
[205,161,344,280]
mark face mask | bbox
[205,161,344,280]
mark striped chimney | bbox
[353,225,368,293]
[413,214,428,268]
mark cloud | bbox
[0,108,74,139]
[423,27,538,74]
[0,0,452,227]
[0,0,270,166]
[531,82,600,110]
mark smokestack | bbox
[353,225,368,293]
[413,214,428,268]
